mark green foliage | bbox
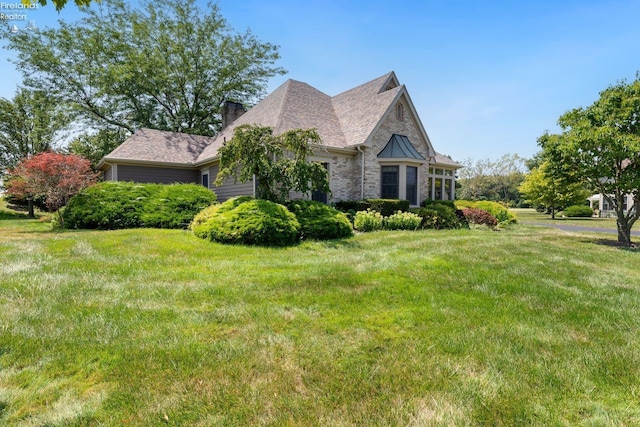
[539,77,640,245]
[6,0,284,136]
[457,154,527,205]
[473,201,517,224]
[421,199,456,209]
[139,183,217,228]
[215,125,329,203]
[411,205,462,230]
[63,182,216,229]
[193,197,300,246]
[334,200,371,213]
[286,200,353,240]
[562,205,593,218]
[456,200,517,225]
[383,210,422,230]
[462,207,498,228]
[367,199,410,216]
[353,209,384,232]
[335,199,410,217]
[518,159,590,219]
[0,88,71,175]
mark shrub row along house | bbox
[98,72,461,206]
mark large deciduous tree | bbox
[541,78,640,245]
[6,0,284,137]
[215,125,330,203]
[0,88,70,176]
[4,152,98,217]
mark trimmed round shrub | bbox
[411,204,461,229]
[193,197,300,246]
[353,209,384,232]
[462,207,498,228]
[140,183,217,228]
[563,205,593,217]
[384,210,422,230]
[63,182,154,229]
[286,200,353,240]
[63,182,217,229]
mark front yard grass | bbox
[1,211,640,425]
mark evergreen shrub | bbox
[286,200,353,240]
[192,197,300,246]
[411,204,461,229]
[62,182,217,229]
[563,205,593,217]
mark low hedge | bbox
[411,204,462,229]
[192,197,300,246]
[286,200,353,240]
[62,182,217,229]
[563,205,593,217]
[335,199,410,217]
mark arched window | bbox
[396,103,404,120]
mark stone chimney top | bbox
[222,101,246,129]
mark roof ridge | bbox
[332,71,394,98]
[273,79,294,132]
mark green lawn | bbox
[512,207,623,230]
[1,208,640,425]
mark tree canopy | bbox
[215,125,330,203]
[457,153,527,205]
[21,0,92,11]
[518,159,590,219]
[540,77,640,245]
[6,0,285,137]
[0,88,70,176]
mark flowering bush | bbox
[384,210,422,230]
[353,209,384,232]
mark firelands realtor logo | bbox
[1,2,39,32]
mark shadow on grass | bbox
[588,238,640,252]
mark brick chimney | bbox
[222,101,246,129]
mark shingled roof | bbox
[103,128,214,165]
[103,72,450,167]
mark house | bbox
[588,193,636,217]
[99,72,461,206]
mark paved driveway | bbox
[522,222,640,236]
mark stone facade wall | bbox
[328,153,360,202]
[363,97,432,203]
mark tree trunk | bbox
[550,207,556,219]
[27,199,35,218]
[617,222,632,246]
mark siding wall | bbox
[117,165,199,184]
[209,165,254,201]
[103,166,113,181]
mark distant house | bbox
[588,194,636,218]
[99,72,461,206]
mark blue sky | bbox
[2,0,640,163]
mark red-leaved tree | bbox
[4,152,99,217]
